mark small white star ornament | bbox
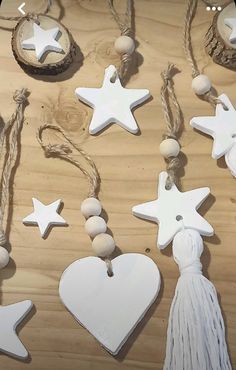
[0,300,33,359]
[190,94,236,177]
[132,171,214,249]
[224,18,236,43]
[75,64,150,135]
[23,198,67,238]
[21,23,63,61]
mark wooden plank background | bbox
[0,0,235,369]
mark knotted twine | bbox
[0,0,52,28]
[0,88,28,250]
[36,124,113,276]
[160,63,183,190]
[183,0,227,109]
[108,0,134,83]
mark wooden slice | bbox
[11,14,75,75]
[205,3,236,70]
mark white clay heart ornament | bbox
[59,253,160,355]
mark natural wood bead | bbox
[85,216,107,238]
[81,198,102,219]
[191,74,211,95]
[0,247,9,269]
[114,36,135,55]
[92,233,116,257]
[159,138,180,158]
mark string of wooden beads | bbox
[81,197,116,258]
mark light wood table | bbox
[0,1,235,369]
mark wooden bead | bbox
[0,247,9,269]
[114,36,135,55]
[81,198,102,218]
[85,216,107,238]
[92,233,116,257]
[191,74,211,95]
[159,138,180,158]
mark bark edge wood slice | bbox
[205,3,236,70]
[11,14,75,75]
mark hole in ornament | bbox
[176,215,183,221]
[145,248,150,253]
[232,134,236,138]
[107,269,114,277]
[223,105,229,111]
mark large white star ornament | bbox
[190,94,236,159]
[224,18,236,43]
[75,65,150,135]
[0,300,33,359]
[21,23,63,61]
[132,171,214,249]
[23,198,67,238]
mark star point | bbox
[75,64,150,135]
[21,23,63,61]
[0,300,33,359]
[190,94,236,159]
[23,198,67,238]
[132,171,214,249]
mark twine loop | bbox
[183,0,227,109]
[0,89,28,246]
[108,0,134,84]
[37,124,100,198]
[160,63,183,189]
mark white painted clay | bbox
[224,18,236,43]
[225,141,236,177]
[0,300,33,359]
[21,23,63,61]
[59,253,160,355]
[132,171,214,249]
[190,94,236,159]
[75,65,150,135]
[23,198,67,237]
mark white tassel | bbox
[225,142,236,178]
[164,229,232,370]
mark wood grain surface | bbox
[0,0,235,369]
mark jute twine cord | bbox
[0,0,52,28]
[37,124,100,198]
[37,124,114,275]
[0,88,28,246]
[161,63,183,190]
[108,0,134,83]
[183,0,228,109]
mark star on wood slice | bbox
[190,94,236,159]
[224,18,236,43]
[23,198,67,238]
[0,300,33,359]
[21,23,63,61]
[132,171,214,249]
[75,65,150,135]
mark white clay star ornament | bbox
[75,64,150,135]
[23,198,67,238]
[0,300,33,359]
[190,94,236,159]
[21,23,63,61]
[224,18,236,43]
[132,171,214,249]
